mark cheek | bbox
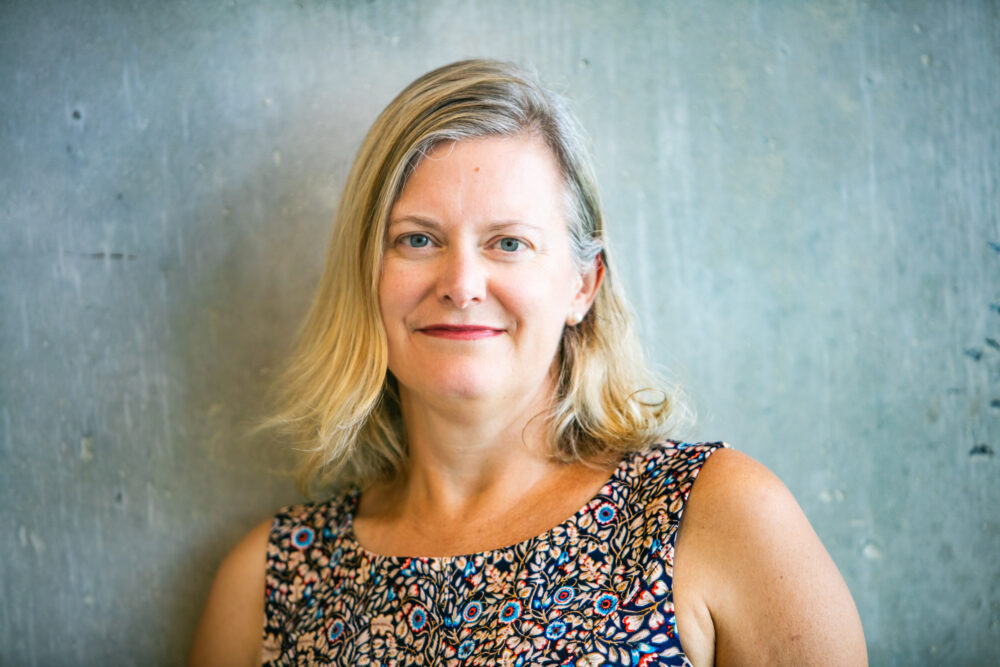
[503,276,574,329]
[379,265,421,317]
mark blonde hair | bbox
[262,59,686,494]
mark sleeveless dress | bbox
[262,441,727,666]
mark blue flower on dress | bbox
[553,586,575,605]
[498,600,522,623]
[630,645,656,664]
[292,526,315,550]
[408,606,428,632]
[593,592,619,616]
[544,619,568,640]
[462,600,483,624]
[326,619,344,642]
[594,502,617,524]
[457,639,475,659]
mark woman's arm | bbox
[188,519,272,667]
[674,449,867,666]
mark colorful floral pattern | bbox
[263,441,726,666]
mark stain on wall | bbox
[1,1,997,664]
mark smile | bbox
[417,325,505,340]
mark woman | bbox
[190,60,866,666]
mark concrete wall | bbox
[2,1,997,664]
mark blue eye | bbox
[404,233,430,248]
[497,238,522,252]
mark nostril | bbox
[437,255,487,308]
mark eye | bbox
[401,233,431,248]
[496,237,523,252]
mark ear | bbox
[568,254,605,323]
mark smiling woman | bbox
[379,135,596,406]
[189,60,867,666]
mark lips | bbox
[416,325,505,340]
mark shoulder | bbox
[189,519,273,667]
[679,447,791,532]
[188,493,353,667]
[677,448,829,568]
[675,448,867,666]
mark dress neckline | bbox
[340,449,637,564]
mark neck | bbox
[388,378,559,518]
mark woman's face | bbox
[379,134,600,408]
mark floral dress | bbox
[262,441,727,666]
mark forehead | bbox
[390,134,567,225]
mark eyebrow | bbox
[386,215,544,234]
[386,215,442,231]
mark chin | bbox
[423,376,502,401]
[394,364,508,402]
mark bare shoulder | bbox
[675,448,867,667]
[188,519,272,667]
[684,448,796,529]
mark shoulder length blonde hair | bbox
[263,59,685,494]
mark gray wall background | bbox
[2,1,997,665]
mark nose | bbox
[436,246,486,309]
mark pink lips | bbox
[417,325,504,340]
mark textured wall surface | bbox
[1,1,997,665]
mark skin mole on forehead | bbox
[474,166,480,172]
